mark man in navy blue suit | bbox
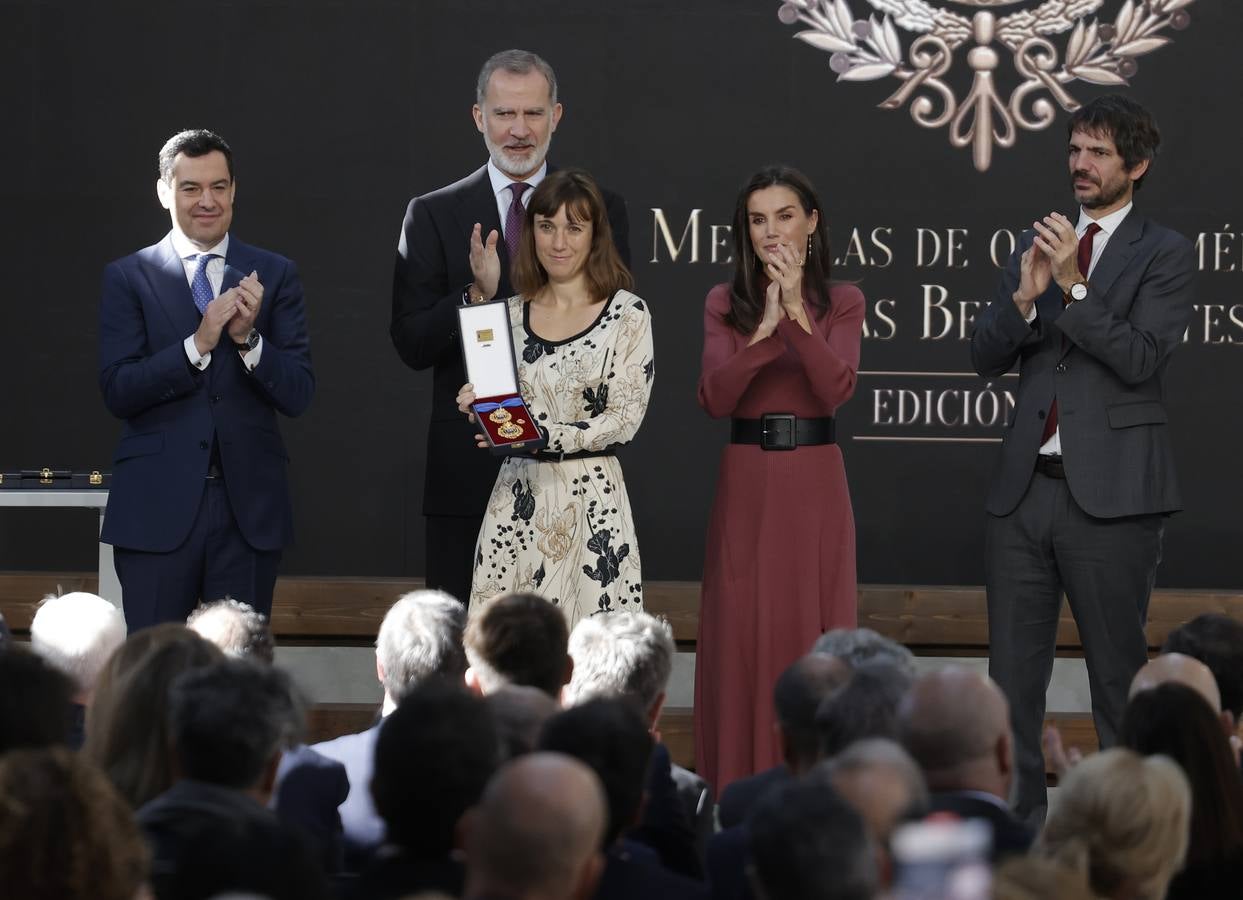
[98,129,314,630]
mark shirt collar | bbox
[486,159,547,199]
[1077,201,1131,239]
[170,229,229,262]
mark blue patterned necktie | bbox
[189,253,219,315]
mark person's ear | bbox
[648,690,667,732]
[156,178,173,210]
[572,850,606,900]
[255,751,281,804]
[465,667,484,696]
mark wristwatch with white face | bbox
[233,328,260,352]
[1067,282,1089,303]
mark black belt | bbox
[536,448,618,462]
[731,415,835,451]
[1035,454,1066,479]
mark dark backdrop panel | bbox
[2,0,1239,589]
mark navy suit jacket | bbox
[98,233,314,551]
[312,722,384,872]
[390,164,630,517]
[971,210,1194,518]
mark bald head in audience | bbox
[486,684,560,759]
[30,592,126,704]
[774,653,852,773]
[1130,652,1221,711]
[463,753,607,900]
[898,665,1013,799]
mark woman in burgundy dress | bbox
[695,166,864,791]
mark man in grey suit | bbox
[970,94,1195,821]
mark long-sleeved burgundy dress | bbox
[694,281,865,791]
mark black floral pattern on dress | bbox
[582,383,609,417]
[533,561,546,588]
[511,480,536,523]
[582,530,629,588]
[643,358,655,384]
[597,592,613,613]
[522,332,554,365]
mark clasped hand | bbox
[193,272,264,356]
[1012,212,1081,316]
[750,243,809,345]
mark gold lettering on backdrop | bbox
[862,298,898,340]
[915,228,969,268]
[650,208,702,263]
[709,224,734,264]
[921,284,985,340]
[832,227,895,268]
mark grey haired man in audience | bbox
[29,591,126,748]
[188,596,275,663]
[313,588,466,872]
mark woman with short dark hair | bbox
[694,166,865,790]
[457,169,653,627]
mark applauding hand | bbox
[468,224,501,302]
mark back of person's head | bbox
[1129,652,1222,712]
[1039,747,1190,900]
[747,776,878,900]
[465,593,570,697]
[818,739,929,845]
[817,661,914,759]
[30,592,127,698]
[812,628,916,678]
[187,597,274,664]
[0,747,149,900]
[0,646,75,753]
[84,625,224,807]
[1163,613,1243,719]
[897,666,1012,796]
[563,611,674,722]
[487,684,560,760]
[773,653,853,771]
[1119,682,1243,865]
[464,752,607,900]
[991,855,1100,900]
[168,658,300,793]
[376,589,467,703]
[371,680,500,857]
[538,697,653,847]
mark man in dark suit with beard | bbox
[970,94,1195,822]
[391,49,630,604]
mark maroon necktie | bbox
[504,182,530,261]
[1040,222,1102,445]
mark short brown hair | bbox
[511,169,632,302]
[465,593,570,698]
[0,747,149,900]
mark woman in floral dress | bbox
[457,169,653,628]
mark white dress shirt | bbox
[486,159,548,240]
[170,230,263,371]
[1031,202,1133,456]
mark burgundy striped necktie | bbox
[1040,221,1102,445]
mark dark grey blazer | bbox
[970,211,1195,518]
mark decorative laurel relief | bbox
[777,0,1196,170]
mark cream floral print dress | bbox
[469,290,654,628]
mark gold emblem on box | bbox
[40,467,53,484]
[476,329,494,342]
[90,471,103,486]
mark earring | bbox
[804,234,812,267]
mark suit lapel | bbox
[1057,212,1145,360]
[223,237,256,293]
[143,234,201,339]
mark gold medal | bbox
[489,408,513,424]
[498,421,523,439]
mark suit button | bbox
[1037,409,1046,419]
[199,440,209,450]
[1056,363,1067,373]
[212,395,222,403]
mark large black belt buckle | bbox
[760,413,797,451]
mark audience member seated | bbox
[565,610,710,874]
[816,660,913,758]
[897,665,1033,862]
[313,588,466,872]
[461,753,608,900]
[0,646,75,753]
[811,627,917,678]
[746,777,878,900]
[818,738,928,889]
[188,597,348,873]
[84,625,223,808]
[487,684,560,759]
[29,591,126,749]
[1131,652,1237,745]
[1037,748,1190,900]
[539,698,708,899]
[1164,612,1243,738]
[1120,682,1243,899]
[0,747,152,900]
[138,658,330,900]
[355,681,501,900]
[465,591,572,698]
[187,596,276,662]
[990,856,1100,900]
[717,653,850,829]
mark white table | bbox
[0,490,121,608]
